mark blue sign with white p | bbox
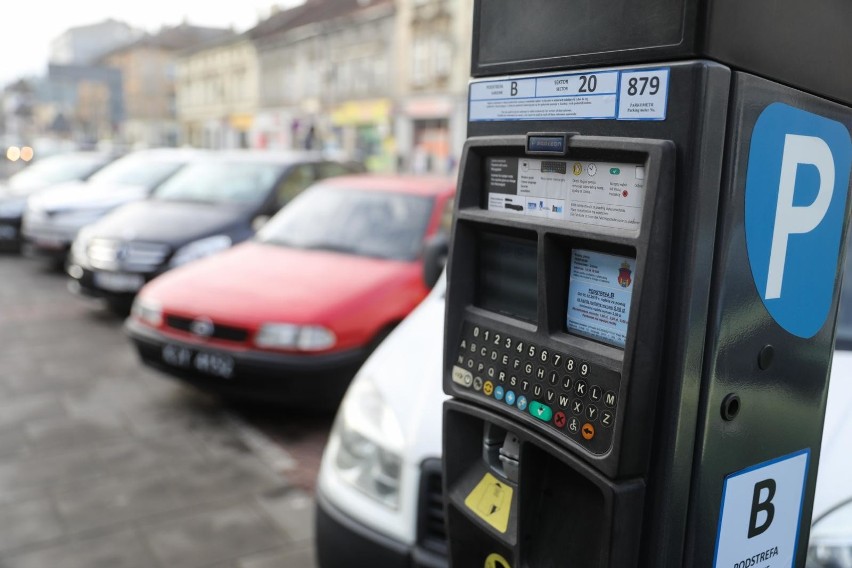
[745,103,852,338]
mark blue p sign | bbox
[745,103,852,338]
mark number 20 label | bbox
[617,69,670,120]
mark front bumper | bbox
[125,319,366,405]
[315,490,446,568]
[21,220,75,259]
[69,265,158,302]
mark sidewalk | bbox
[0,257,318,567]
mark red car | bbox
[125,175,454,404]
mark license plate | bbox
[161,344,235,379]
[94,271,145,292]
[33,236,65,249]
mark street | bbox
[0,253,335,567]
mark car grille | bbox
[87,239,171,272]
[164,315,250,343]
[417,458,448,558]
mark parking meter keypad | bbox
[453,321,619,455]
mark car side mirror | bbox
[251,215,271,232]
[422,233,449,289]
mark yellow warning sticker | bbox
[464,472,513,533]
[484,552,512,568]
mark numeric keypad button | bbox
[552,353,562,367]
[539,349,549,363]
[579,362,590,377]
[566,358,576,373]
[528,344,537,359]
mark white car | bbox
[805,257,852,566]
[316,274,449,568]
[316,266,851,568]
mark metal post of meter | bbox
[441,2,852,568]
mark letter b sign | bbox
[745,103,852,338]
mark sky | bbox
[0,0,302,86]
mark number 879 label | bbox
[617,69,670,121]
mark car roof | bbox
[201,150,326,164]
[121,148,209,162]
[316,174,456,197]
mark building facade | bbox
[175,36,260,149]
[103,24,234,148]
[252,0,397,170]
[49,19,143,66]
[393,0,473,175]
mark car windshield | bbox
[152,162,283,204]
[88,155,186,188]
[257,185,435,261]
[7,154,107,193]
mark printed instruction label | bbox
[464,472,514,534]
[566,250,635,348]
[486,157,646,231]
[470,68,669,122]
[713,450,810,568]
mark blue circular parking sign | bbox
[745,103,852,338]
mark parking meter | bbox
[442,2,852,567]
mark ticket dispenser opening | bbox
[443,134,674,567]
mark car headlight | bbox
[70,226,95,263]
[131,298,163,327]
[254,323,336,351]
[0,199,24,219]
[808,500,852,567]
[169,235,232,268]
[330,376,405,509]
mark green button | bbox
[529,401,553,422]
[610,167,621,175]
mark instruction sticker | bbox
[713,450,810,568]
[566,250,635,348]
[464,472,514,533]
[470,68,669,122]
[486,157,646,231]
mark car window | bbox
[153,162,284,204]
[275,164,317,207]
[8,154,108,192]
[439,195,454,235]
[89,156,186,189]
[317,162,350,179]
[257,185,436,261]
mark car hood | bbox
[361,278,447,465]
[142,241,417,326]
[28,181,149,213]
[87,200,254,244]
[814,349,852,520]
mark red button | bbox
[554,411,567,429]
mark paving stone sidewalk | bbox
[0,256,318,567]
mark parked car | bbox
[0,151,116,251]
[805,253,852,567]
[68,151,358,309]
[22,148,204,262]
[316,272,448,568]
[124,175,455,404]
